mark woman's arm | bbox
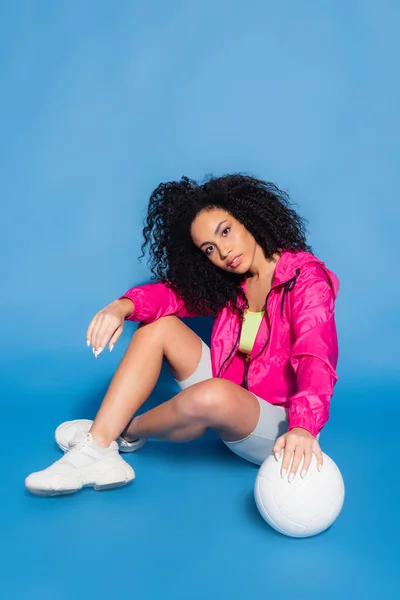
[118,281,205,323]
[287,263,339,438]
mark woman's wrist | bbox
[115,297,134,318]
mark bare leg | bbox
[124,390,209,442]
[123,378,260,443]
[89,316,204,447]
[89,316,260,448]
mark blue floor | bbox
[2,351,399,600]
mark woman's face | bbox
[190,208,257,274]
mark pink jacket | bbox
[120,250,339,437]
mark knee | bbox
[136,316,180,338]
[176,379,231,421]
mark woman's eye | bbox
[204,228,229,255]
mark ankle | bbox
[89,427,114,449]
[121,417,140,442]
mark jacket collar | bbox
[240,250,339,298]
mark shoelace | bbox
[69,432,92,451]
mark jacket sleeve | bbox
[118,281,205,323]
[287,264,339,437]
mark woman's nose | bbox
[219,245,232,260]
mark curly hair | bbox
[138,173,312,318]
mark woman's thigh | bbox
[175,341,289,466]
[173,338,213,388]
[223,395,288,466]
[223,396,321,466]
[141,316,204,382]
[174,343,261,444]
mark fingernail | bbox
[318,463,322,472]
[301,469,307,478]
[97,347,103,356]
[109,344,114,352]
[274,452,280,462]
[92,347,96,356]
[288,473,295,483]
[281,468,287,479]
[87,340,90,347]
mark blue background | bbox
[1,1,399,598]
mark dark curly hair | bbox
[139,173,312,318]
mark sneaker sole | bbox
[27,476,134,496]
[119,437,148,453]
[28,488,78,497]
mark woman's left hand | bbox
[272,427,323,482]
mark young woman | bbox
[25,174,339,496]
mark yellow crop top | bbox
[238,309,265,356]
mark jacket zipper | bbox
[243,269,300,389]
[217,269,300,382]
[243,287,273,389]
[216,327,242,378]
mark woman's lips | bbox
[228,255,243,268]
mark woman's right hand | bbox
[86,298,134,357]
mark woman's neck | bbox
[246,251,281,281]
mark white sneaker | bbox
[25,431,135,496]
[55,419,147,453]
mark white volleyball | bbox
[254,452,345,538]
